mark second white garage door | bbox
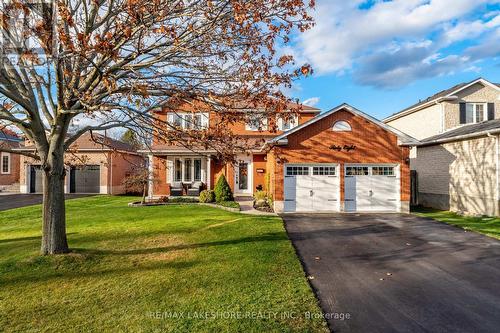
[344,165,400,212]
[284,164,340,212]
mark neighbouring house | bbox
[0,130,22,192]
[14,132,144,194]
[145,102,416,213]
[384,77,500,216]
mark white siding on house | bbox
[386,103,442,140]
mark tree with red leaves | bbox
[0,0,313,254]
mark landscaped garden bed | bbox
[128,175,241,212]
[128,197,240,212]
[253,190,274,213]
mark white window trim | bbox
[245,113,268,131]
[276,114,298,131]
[172,157,203,183]
[332,120,352,132]
[465,102,488,124]
[1,152,10,174]
[284,163,339,177]
[168,112,209,130]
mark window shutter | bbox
[487,103,495,121]
[459,103,466,124]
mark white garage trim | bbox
[344,164,401,213]
[283,163,340,213]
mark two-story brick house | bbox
[384,77,500,216]
[146,101,416,213]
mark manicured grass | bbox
[413,206,500,240]
[0,196,327,332]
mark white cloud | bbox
[302,97,320,106]
[293,0,499,88]
[465,27,500,60]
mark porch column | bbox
[148,154,154,199]
[206,155,212,190]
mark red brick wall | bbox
[152,101,318,140]
[0,152,20,186]
[152,156,170,196]
[252,154,267,191]
[270,109,410,202]
[110,152,144,194]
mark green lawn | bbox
[413,206,500,240]
[0,196,327,333]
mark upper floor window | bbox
[245,113,268,131]
[168,112,209,130]
[1,152,10,174]
[277,114,298,131]
[463,103,487,124]
[332,120,352,131]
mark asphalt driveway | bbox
[283,213,500,333]
[0,194,93,211]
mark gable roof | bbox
[417,119,500,147]
[383,78,500,123]
[0,130,22,142]
[267,103,419,146]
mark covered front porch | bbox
[147,151,215,198]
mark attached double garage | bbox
[283,164,400,212]
[29,165,101,193]
[267,104,416,214]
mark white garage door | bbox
[344,165,400,212]
[284,164,340,212]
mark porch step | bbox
[234,196,253,202]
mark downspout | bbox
[439,101,444,133]
[487,132,499,215]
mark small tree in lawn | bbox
[122,166,158,204]
[214,175,233,203]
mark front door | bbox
[29,165,43,193]
[234,156,252,195]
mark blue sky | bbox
[286,0,500,119]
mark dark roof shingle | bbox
[385,78,499,121]
[0,130,22,142]
[419,119,500,146]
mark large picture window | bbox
[173,158,204,183]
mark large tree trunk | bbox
[41,149,69,255]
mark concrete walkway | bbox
[235,196,277,216]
